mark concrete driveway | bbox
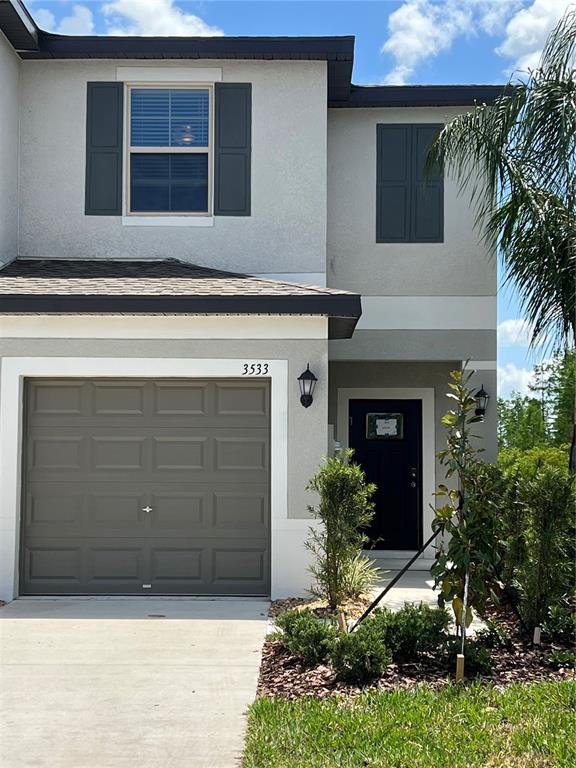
[0,598,268,768]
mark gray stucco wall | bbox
[329,360,497,472]
[0,32,20,266]
[330,329,497,362]
[17,59,327,275]
[0,336,328,520]
[326,107,497,297]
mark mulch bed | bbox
[269,595,372,620]
[258,600,575,699]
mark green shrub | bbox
[498,445,570,476]
[368,603,450,662]
[475,618,513,650]
[305,450,378,609]
[549,649,576,670]
[513,466,575,629]
[493,456,575,631]
[331,625,391,683]
[444,639,493,675]
[273,609,337,667]
[542,601,576,645]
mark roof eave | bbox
[0,292,362,339]
[330,84,508,108]
[0,0,38,50]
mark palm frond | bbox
[428,8,576,350]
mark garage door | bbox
[20,379,270,595]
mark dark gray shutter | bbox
[376,123,443,243]
[214,83,251,216]
[376,125,410,242]
[412,124,443,242]
[85,82,123,216]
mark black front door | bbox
[349,399,422,551]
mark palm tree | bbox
[428,9,576,469]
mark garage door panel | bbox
[153,436,207,471]
[21,379,271,596]
[153,382,209,416]
[26,490,82,526]
[22,546,82,586]
[150,490,206,529]
[87,547,144,584]
[213,491,268,529]
[30,382,84,417]
[92,436,147,471]
[215,383,269,417]
[93,382,146,416]
[150,546,204,584]
[215,436,268,472]
[30,435,84,471]
[213,548,267,584]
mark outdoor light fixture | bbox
[474,385,490,420]
[298,364,318,408]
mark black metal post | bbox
[350,528,441,631]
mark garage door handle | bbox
[142,506,153,513]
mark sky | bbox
[23,0,573,397]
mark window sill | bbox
[122,216,214,227]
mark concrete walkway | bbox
[373,569,438,610]
[0,598,268,768]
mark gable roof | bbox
[0,0,505,106]
[0,258,362,339]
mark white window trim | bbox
[336,387,436,561]
[0,357,292,602]
[124,83,214,219]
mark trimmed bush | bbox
[305,450,378,610]
[331,626,391,683]
[368,603,450,662]
[273,609,336,667]
[444,639,493,675]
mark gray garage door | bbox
[20,379,270,596]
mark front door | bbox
[348,399,422,551]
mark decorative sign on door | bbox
[365,412,404,440]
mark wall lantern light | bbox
[474,385,490,420]
[298,364,318,408]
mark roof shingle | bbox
[0,259,361,339]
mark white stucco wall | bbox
[327,107,497,297]
[0,31,20,265]
[17,59,327,275]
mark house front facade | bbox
[0,0,498,602]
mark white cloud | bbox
[498,318,533,347]
[497,318,549,348]
[35,4,94,35]
[497,362,535,397]
[496,0,572,72]
[102,0,223,37]
[381,0,521,85]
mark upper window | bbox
[128,87,211,215]
[376,123,444,243]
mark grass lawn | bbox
[243,681,576,768]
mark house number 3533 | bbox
[242,363,269,375]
